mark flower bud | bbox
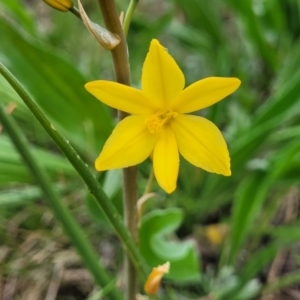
[43,0,73,12]
[144,262,170,295]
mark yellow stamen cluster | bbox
[145,111,178,134]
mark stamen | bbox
[145,111,178,134]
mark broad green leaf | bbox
[85,171,122,228]
[269,126,300,143]
[0,0,36,34]
[0,74,48,122]
[85,190,123,229]
[0,163,32,184]
[0,183,67,206]
[140,208,200,282]
[0,17,113,156]
[0,135,76,184]
[103,169,122,199]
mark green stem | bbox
[0,62,148,281]
[97,1,139,299]
[123,0,139,37]
[0,104,121,300]
[69,6,82,20]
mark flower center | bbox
[145,111,178,134]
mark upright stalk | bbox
[0,104,121,300]
[97,1,138,299]
[0,61,148,281]
[123,0,139,37]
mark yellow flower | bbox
[85,39,241,193]
[144,261,170,295]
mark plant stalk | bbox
[123,0,139,37]
[0,62,148,282]
[69,6,83,20]
[0,104,121,300]
[97,1,139,299]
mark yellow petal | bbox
[144,262,170,295]
[85,81,157,114]
[153,126,179,193]
[173,77,241,113]
[171,115,231,175]
[95,115,157,170]
[141,39,185,109]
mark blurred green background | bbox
[1,0,300,299]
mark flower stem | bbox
[97,1,139,298]
[0,104,121,300]
[69,6,82,20]
[123,0,139,37]
[0,62,148,282]
[97,0,130,86]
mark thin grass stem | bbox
[123,0,139,37]
[0,62,148,282]
[0,103,121,300]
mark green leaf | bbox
[171,0,224,44]
[0,0,36,34]
[227,172,267,265]
[240,243,278,283]
[199,59,300,218]
[0,17,113,155]
[271,224,300,245]
[85,190,123,229]
[228,0,278,72]
[0,183,67,206]
[140,208,200,282]
[227,139,300,265]
[85,171,122,229]
[0,134,76,184]
[103,169,122,198]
